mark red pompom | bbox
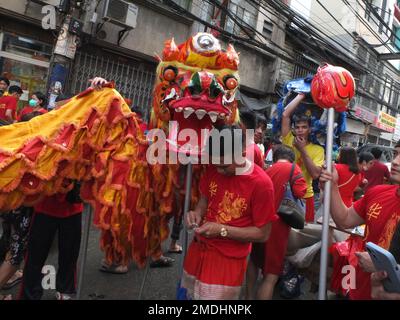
[311,64,355,112]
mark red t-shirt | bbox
[34,193,83,218]
[350,185,400,300]
[17,106,47,121]
[364,161,390,192]
[246,143,264,168]
[266,161,307,208]
[0,95,17,121]
[199,164,278,258]
[336,164,362,208]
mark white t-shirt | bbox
[265,148,273,163]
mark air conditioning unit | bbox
[39,0,61,5]
[102,0,139,29]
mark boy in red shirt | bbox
[246,145,307,300]
[364,148,390,192]
[181,125,278,300]
[240,110,265,169]
[320,140,400,300]
[19,180,83,300]
[0,85,23,124]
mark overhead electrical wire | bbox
[163,0,399,110]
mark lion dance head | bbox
[151,33,240,153]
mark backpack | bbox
[277,163,305,230]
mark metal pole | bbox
[138,258,151,300]
[179,163,193,277]
[318,108,335,300]
[77,203,92,300]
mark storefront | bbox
[349,105,377,146]
[0,32,52,107]
[341,117,366,147]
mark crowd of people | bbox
[0,77,399,300]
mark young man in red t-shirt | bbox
[240,110,265,169]
[364,148,391,192]
[320,140,400,300]
[0,85,23,124]
[181,125,278,300]
[19,180,83,300]
[246,145,307,300]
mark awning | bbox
[346,118,365,135]
[236,91,270,111]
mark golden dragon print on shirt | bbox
[209,181,217,197]
[216,190,247,224]
[378,212,400,249]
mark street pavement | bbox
[2,215,331,300]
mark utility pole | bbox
[46,0,84,109]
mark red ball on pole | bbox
[311,64,355,112]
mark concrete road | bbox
[2,214,332,300]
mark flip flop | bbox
[3,270,23,290]
[150,256,174,268]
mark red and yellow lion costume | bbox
[0,33,240,267]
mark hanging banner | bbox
[353,105,376,123]
[375,111,396,133]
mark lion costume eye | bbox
[224,76,238,90]
[163,67,178,82]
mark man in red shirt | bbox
[246,145,307,300]
[240,110,265,169]
[0,85,23,124]
[19,180,83,300]
[181,125,278,300]
[320,140,400,300]
[364,148,390,192]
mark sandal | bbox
[2,270,23,290]
[168,245,183,254]
[0,294,12,300]
[150,256,174,268]
[99,261,128,274]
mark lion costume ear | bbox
[163,38,180,61]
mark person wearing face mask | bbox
[17,92,48,122]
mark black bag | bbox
[277,163,305,230]
[66,181,82,204]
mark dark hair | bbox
[370,147,383,160]
[273,145,295,163]
[207,124,245,159]
[239,110,257,130]
[33,91,47,108]
[131,107,143,117]
[8,85,23,94]
[338,147,359,174]
[271,137,282,145]
[292,114,311,127]
[20,111,43,122]
[0,77,10,87]
[359,152,374,164]
[256,114,267,128]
